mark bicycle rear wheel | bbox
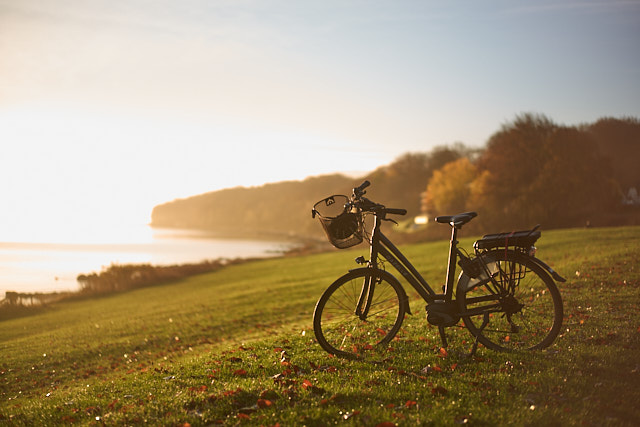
[456,250,563,351]
[313,269,407,359]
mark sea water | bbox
[0,226,292,296]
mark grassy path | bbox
[1,226,639,425]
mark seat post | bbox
[443,225,459,299]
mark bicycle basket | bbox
[312,195,363,249]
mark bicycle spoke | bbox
[459,251,562,351]
[314,271,405,358]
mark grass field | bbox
[1,226,639,426]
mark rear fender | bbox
[530,257,566,282]
[456,250,565,299]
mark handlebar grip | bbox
[386,208,407,216]
[355,181,370,192]
[353,180,370,198]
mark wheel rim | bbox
[460,256,561,351]
[316,273,402,357]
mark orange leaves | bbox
[257,398,273,408]
[187,385,208,393]
[222,388,242,397]
[301,379,325,395]
[233,368,248,377]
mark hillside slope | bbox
[2,227,640,425]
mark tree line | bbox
[151,115,640,240]
[423,114,639,233]
[75,260,244,296]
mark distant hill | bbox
[151,174,359,241]
[151,146,469,241]
[150,143,472,241]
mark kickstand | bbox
[469,312,490,357]
[438,326,448,349]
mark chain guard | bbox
[426,301,460,327]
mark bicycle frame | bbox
[364,211,467,306]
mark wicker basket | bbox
[313,195,364,249]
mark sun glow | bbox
[0,105,386,245]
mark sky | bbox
[1,0,639,243]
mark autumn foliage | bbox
[423,114,638,232]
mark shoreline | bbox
[0,258,252,319]
[0,231,311,297]
[0,235,330,313]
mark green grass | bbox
[1,226,640,425]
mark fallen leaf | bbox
[260,389,278,400]
[257,399,272,408]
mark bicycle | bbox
[311,181,564,359]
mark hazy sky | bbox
[1,0,639,241]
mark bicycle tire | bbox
[313,269,407,359]
[456,250,563,351]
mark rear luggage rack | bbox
[474,227,541,251]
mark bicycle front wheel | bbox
[313,269,407,359]
[457,251,563,351]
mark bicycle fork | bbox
[355,276,375,320]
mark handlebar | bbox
[353,180,370,198]
[349,182,406,217]
[385,208,407,216]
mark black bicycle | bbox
[311,181,564,359]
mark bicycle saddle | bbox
[435,211,478,226]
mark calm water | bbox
[0,226,293,296]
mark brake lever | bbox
[383,218,398,225]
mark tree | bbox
[586,117,640,192]
[423,157,478,215]
[470,113,617,230]
[524,126,617,226]
[364,145,471,217]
